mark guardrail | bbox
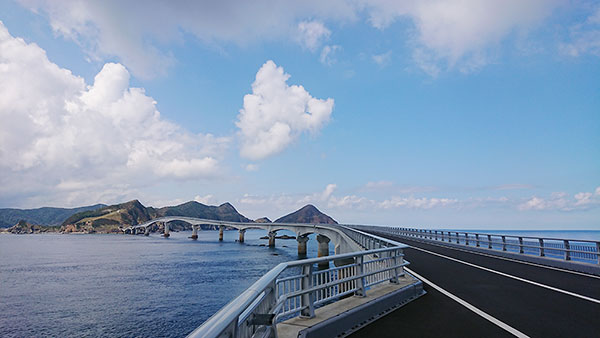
[350,226,600,265]
[188,231,408,338]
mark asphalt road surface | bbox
[350,234,600,338]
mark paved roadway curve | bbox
[350,234,600,338]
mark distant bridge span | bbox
[123,217,362,256]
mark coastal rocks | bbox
[6,220,59,234]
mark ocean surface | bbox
[1,228,598,337]
[0,229,330,338]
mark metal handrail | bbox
[187,227,409,338]
[350,226,600,265]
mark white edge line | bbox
[401,236,600,280]
[406,267,530,338]
[411,246,600,305]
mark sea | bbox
[0,229,598,337]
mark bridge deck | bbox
[351,234,600,338]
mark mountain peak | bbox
[274,204,337,224]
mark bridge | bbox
[123,217,363,257]
[123,219,599,337]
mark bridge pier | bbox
[219,225,224,241]
[191,225,198,240]
[163,222,170,238]
[317,235,331,269]
[144,226,150,236]
[297,235,309,256]
[268,231,277,247]
[238,229,246,243]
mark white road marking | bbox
[411,246,600,304]
[406,267,530,338]
[400,236,600,280]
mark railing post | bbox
[539,239,545,257]
[300,264,315,318]
[564,240,571,261]
[475,234,480,247]
[456,232,460,244]
[502,236,507,251]
[355,255,367,297]
[518,237,524,254]
[465,233,469,246]
[488,235,492,249]
[434,230,438,241]
[390,249,403,284]
[596,242,600,265]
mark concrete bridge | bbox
[123,217,360,257]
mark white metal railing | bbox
[350,226,600,265]
[188,227,408,338]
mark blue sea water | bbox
[0,229,330,338]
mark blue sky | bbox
[0,0,598,229]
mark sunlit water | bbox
[0,230,330,337]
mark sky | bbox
[0,0,598,230]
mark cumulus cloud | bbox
[296,20,331,51]
[0,22,228,207]
[518,187,600,211]
[236,60,334,160]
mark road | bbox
[350,234,600,338]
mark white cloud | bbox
[320,45,341,65]
[518,187,600,211]
[296,20,331,51]
[362,0,562,73]
[494,183,535,190]
[0,22,228,207]
[18,0,357,79]
[560,5,600,57]
[321,184,337,200]
[379,196,458,210]
[236,60,334,160]
[365,181,395,189]
[372,51,392,67]
[245,163,259,171]
[194,194,218,205]
[18,1,580,77]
